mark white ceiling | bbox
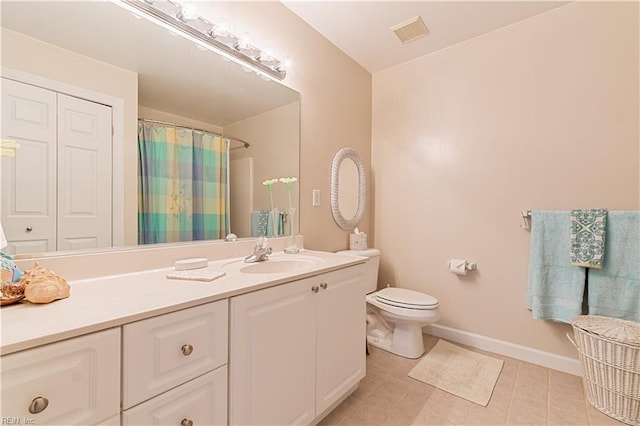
[281,1,571,73]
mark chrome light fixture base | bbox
[117,0,286,81]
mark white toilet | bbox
[338,248,440,359]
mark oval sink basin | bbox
[222,255,323,274]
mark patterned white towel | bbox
[570,208,608,269]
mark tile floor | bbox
[320,334,627,426]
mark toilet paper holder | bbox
[447,259,477,275]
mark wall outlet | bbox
[312,189,320,206]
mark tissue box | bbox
[349,233,368,250]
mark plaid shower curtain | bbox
[138,122,229,244]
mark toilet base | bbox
[366,322,426,359]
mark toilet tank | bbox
[336,248,381,294]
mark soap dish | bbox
[174,258,208,271]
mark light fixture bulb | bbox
[150,0,181,18]
[177,1,198,21]
[258,47,280,67]
[237,33,252,49]
[278,59,293,72]
[235,33,260,58]
[212,19,230,37]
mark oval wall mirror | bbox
[330,148,366,230]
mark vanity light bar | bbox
[115,0,287,81]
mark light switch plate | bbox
[312,189,320,206]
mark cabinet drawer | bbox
[122,367,227,426]
[1,328,120,425]
[123,300,228,408]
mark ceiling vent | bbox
[390,16,429,44]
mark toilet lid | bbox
[375,287,439,310]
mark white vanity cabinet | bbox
[229,264,366,425]
[1,328,121,425]
[122,300,228,424]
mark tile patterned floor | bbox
[320,335,627,426]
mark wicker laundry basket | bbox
[569,315,640,426]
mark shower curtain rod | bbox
[138,118,251,149]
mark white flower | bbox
[262,178,278,187]
[279,177,298,184]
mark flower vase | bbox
[271,208,279,238]
[284,207,299,254]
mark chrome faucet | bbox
[244,237,272,263]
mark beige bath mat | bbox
[408,339,503,406]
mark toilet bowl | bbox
[366,287,439,358]
[336,249,440,359]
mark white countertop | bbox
[1,250,365,355]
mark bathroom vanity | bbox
[1,249,366,425]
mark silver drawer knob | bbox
[26,227,33,232]
[320,282,328,290]
[181,344,194,356]
[181,419,193,426]
[28,396,49,414]
[311,286,319,293]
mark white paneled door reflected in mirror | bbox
[0,0,300,257]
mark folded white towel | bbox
[166,269,226,282]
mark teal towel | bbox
[570,208,607,269]
[526,211,586,323]
[251,209,284,237]
[588,211,640,322]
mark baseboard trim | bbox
[426,324,582,376]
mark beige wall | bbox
[2,28,139,245]
[227,101,300,217]
[372,2,639,358]
[197,2,373,252]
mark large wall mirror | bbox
[1,1,300,257]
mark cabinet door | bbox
[122,367,227,426]
[230,278,316,426]
[1,78,56,254]
[1,328,120,425]
[316,265,366,414]
[122,300,228,409]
